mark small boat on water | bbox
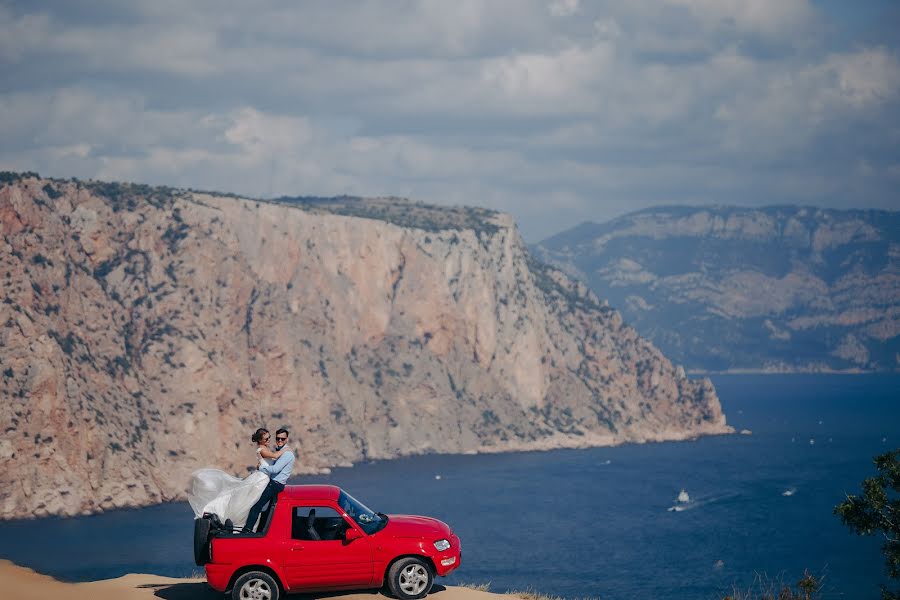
[667,489,692,512]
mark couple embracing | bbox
[188,427,295,533]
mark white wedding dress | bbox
[188,448,273,529]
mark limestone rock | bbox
[0,175,730,519]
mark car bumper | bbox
[205,564,232,592]
[433,534,462,576]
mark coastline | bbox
[687,367,887,375]
[0,423,733,522]
[1,367,894,599]
[0,560,505,600]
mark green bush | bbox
[0,171,39,184]
[835,449,900,599]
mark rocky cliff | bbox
[0,173,729,519]
[534,206,900,372]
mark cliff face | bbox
[534,206,900,372]
[0,174,729,519]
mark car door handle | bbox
[290,546,304,551]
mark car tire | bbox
[193,517,211,566]
[231,570,280,600]
[387,557,434,600]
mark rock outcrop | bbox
[534,206,900,372]
[0,173,729,519]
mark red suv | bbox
[194,485,461,600]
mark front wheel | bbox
[387,557,433,600]
[231,571,280,600]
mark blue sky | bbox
[1,0,898,241]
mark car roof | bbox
[281,484,341,502]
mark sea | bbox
[0,374,897,600]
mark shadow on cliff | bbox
[140,582,448,599]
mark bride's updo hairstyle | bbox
[251,428,269,444]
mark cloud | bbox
[820,47,900,108]
[0,0,898,241]
[665,0,817,38]
[710,47,900,157]
[221,108,315,159]
[548,0,579,17]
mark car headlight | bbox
[433,539,451,551]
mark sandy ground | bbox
[0,560,504,600]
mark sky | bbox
[1,1,898,241]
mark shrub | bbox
[0,171,39,184]
[42,183,63,199]
[458,582,491,592]
[506,587,599,600]
[48,330,78,355]
[835,449,900,599]
[723,572,821,600]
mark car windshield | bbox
[338,490,387,534]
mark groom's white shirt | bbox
[260,446,295,484]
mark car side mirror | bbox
[345,528,362,542]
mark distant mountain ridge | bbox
[534,205,900,372]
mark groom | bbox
[243,428,295,533]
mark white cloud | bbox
[710,47,900,156]
[549,0,579,18]
[222,108,315,159]
[0,7,52,62]
[479,43,613,113]
[819,48,900,108]
[0,0,897,240]
[48,143,92,159]
[665,0,816,38]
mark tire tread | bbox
[231,570,280,600]
[387,557,433,600]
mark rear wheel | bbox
[231,571,280,600]
[193,517,211,566]
[387,557,433,600]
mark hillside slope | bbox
[534,206,900,372]
[0,174,729,519]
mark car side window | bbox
[292,506,347,541]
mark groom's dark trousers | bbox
[243,480,285,533]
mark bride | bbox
[188,428,290,529]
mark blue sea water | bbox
[0,374,897,599]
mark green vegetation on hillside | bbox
[81,180,181,211]
[0,171,40,184]
[526,254,611,316]
[0,172,186,212]
[1,171,504,236]
[272,194,501,234]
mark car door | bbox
[282,504,374,590]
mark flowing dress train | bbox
[187,448,271,529]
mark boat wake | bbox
[667,493,737,512]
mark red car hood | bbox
[381,514,451,539]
